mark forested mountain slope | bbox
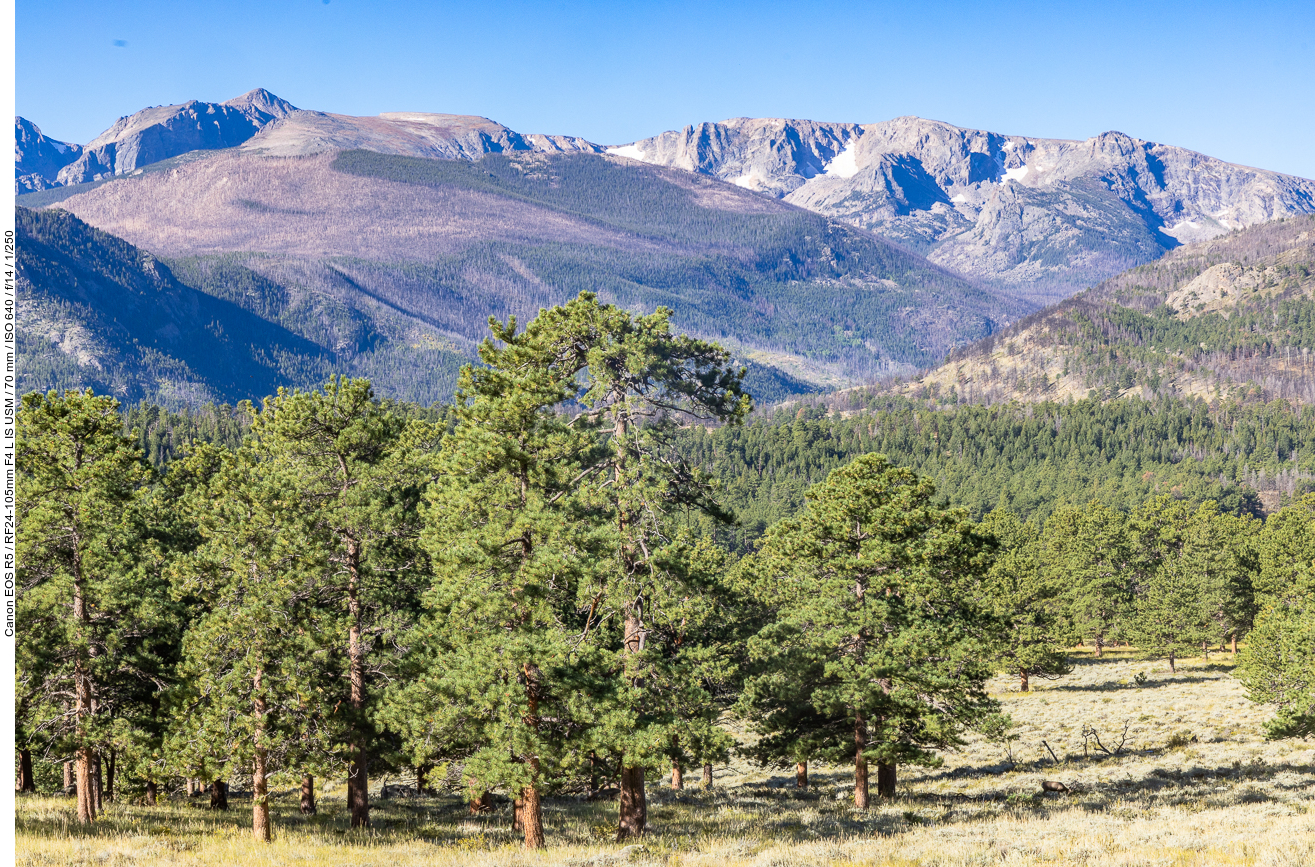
[879,215,1315,407]
[676,396,1315,551]
[613,117,1315,303]
[14,207,468,406]
[27,148,1022,396]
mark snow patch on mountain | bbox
[822,143,859,179]
[607,144,649,162]
[1001,165,1030,184]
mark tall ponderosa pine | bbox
[511,293,750,838]
[1237,497,1315,737]
[1127,498,1254,671]
[1045,502,1133,656]
[739,454,997,809]
[165,445,342,841]
[16,390,152,824]
[247,378,436,828]
[978,509,1074,691]
[387,314,604,849]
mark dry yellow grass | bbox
[17,651,1315,866]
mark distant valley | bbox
[878,214,1315,406]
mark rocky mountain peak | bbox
[223,88,298,124]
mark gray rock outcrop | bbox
[611,116,1315,302]
[14,117,83,193]
[53,88,298,186]
[239,109,604,159]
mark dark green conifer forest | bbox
[17,294,1315,848]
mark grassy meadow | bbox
[17,651,1315,867]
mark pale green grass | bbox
[17,652,1315,866]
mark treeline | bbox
[18,294,1315,849]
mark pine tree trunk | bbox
[18,749,35,793]
[520,662,545,849]
[1169,650,1176,673]
[470,791,493,814]
[877,762,897,799]
[671,761,683,791]
[211,780,228,811]
[416,764,431,795]
[64,761,73,791]
[1231,633,1237,655]
[702,763,713,788]
[300,776,316,815]
[145,782,157,806]
[854,712,869,811]
[796,761,808,789]
[617,605,647,840]
[92,752,103,814]
[252,667,271,842]
[76,748,95,823]
[1203,640,1209,661]
[588,752,600,799]
[252,754,270,842]
[345,538,370,829]
[512,797,524,832]
[1095,636,1103,658]
[73,548,96,824]
[521,779,545,849]
[1020,669,1030,692]
[105,750,115,802]
[617,764,647,840]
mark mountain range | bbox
[880,213,1315,407]
[14,89,1315,406]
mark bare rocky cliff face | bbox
[14,117,83,192]
[46,88,298,187]
[15,88,603,194]
[610,117,1315,303]
[238,110,603,160]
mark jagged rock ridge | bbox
[609,117,1315,303]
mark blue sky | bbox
[16,0,1315,178]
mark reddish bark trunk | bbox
[145,782,157,806]
[617,764,647,840]
[671,760,683,791]
[300,776,316,815]
[796,761,808,789]
[469,791,493,814]
[17,749,35,793]
[105,750,115,802]
[854,713,869,810]
[253,667,271,842]
[877,762,897,799]
[521,780,544,849]
[702,763,713,788]
[1231,633,1238,655]
[1020,668,1030,692]
[346,538,370,829]
[73,547,96,824]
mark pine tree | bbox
[165,445,342,841]
[978,509,1074,691]
[385,317,604,849]
[246,377,437,829]
[1237,597,1315,738]
[1045,503,1133,655]
[508,293,750,838]
[1128,498,1249,671]
[16,390,152,824]
[738,454,997,809]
